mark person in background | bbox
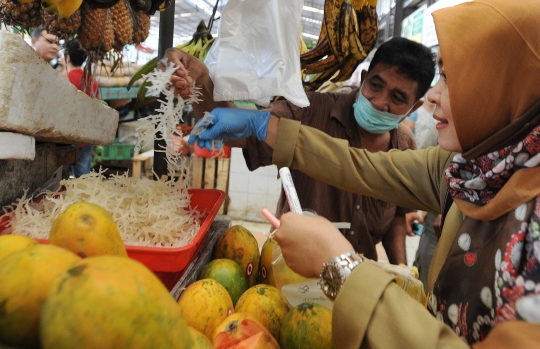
[64,40,100,177]
[185,0,540,346]
[164,37,436,265]
[31,27,60,63]
[404,92,437,147]
[403,110,418,132]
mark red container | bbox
[0,189,225,273]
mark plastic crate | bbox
[101,140,135,161]
[0,189,226,273]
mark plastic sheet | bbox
[205,0,309,108]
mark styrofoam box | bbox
[0,31,118,145]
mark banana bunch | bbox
[176,33,215,62]
[301,0,379,92]
[127,19,216,100]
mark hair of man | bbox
[31,27,46,41]
[65,40,87,67]
[368,37,436,101]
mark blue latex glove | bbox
[188,108,270,150]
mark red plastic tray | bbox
[0,189,225,273]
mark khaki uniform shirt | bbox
[244,89,416,259]
[272,118,540,348]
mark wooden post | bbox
[203,159,216,189]
[216,158,230,214]
[190,155,204,189]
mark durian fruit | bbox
[132,10,150,44]
[41,4,81,40]
[0,0,42,28]
[110,0,133,51]
[77,2,114,59]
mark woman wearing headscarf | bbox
[268,0,540,347]
[177,0,540,346]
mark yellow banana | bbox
[325,0,345,62]
[359,5,379,52]
[338,0,353,60]
[303,65,340,92]
[189,38,203,57]
[351,0,367,10]
[198,37,215,62]
[348,9,368,61]
[331,55,361,83]
[302,53,340,75]
[183,40,196,55]
[299,33,309,55]
[177,40,193,51]
[300,32,332,65]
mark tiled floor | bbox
[231,219,421,266]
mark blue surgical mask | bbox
[353,85,414,134]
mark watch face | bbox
[321,262,346,300]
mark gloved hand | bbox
[188,107,271,150]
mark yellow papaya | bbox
[199,258,249,306]
[188,326,213,349]
[49,201,127,258]
[258,237,277,286]
[280,302,335,349]
[213,313,280,349]
[178,278,234,341]
[235,284,291,341]
[214,225,260,287]
[0,244,80,348]
[40,256,192,349]
[0,234,38,262]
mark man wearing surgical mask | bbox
[166,37,435,264]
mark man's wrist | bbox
[265,115,279,148]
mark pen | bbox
[278,167,303,214]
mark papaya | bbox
[0,244,80,348]
[188,326,213,349]
[0,234,38,262]
[178,278,234,341]
[213,313,280,349]
[49,201,127,258]
[279,302,334,349]
[235,284,291,341]
[40,256,193,349]
[214,225,260,287]
[199,258,249,306]
[258,237,277,286]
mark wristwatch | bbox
[320,252,364,301]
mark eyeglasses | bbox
[41,35,60,45]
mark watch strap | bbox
[320,252,364,301]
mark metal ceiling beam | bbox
[154,2,177,180]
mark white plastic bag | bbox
[205,0,309,108]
